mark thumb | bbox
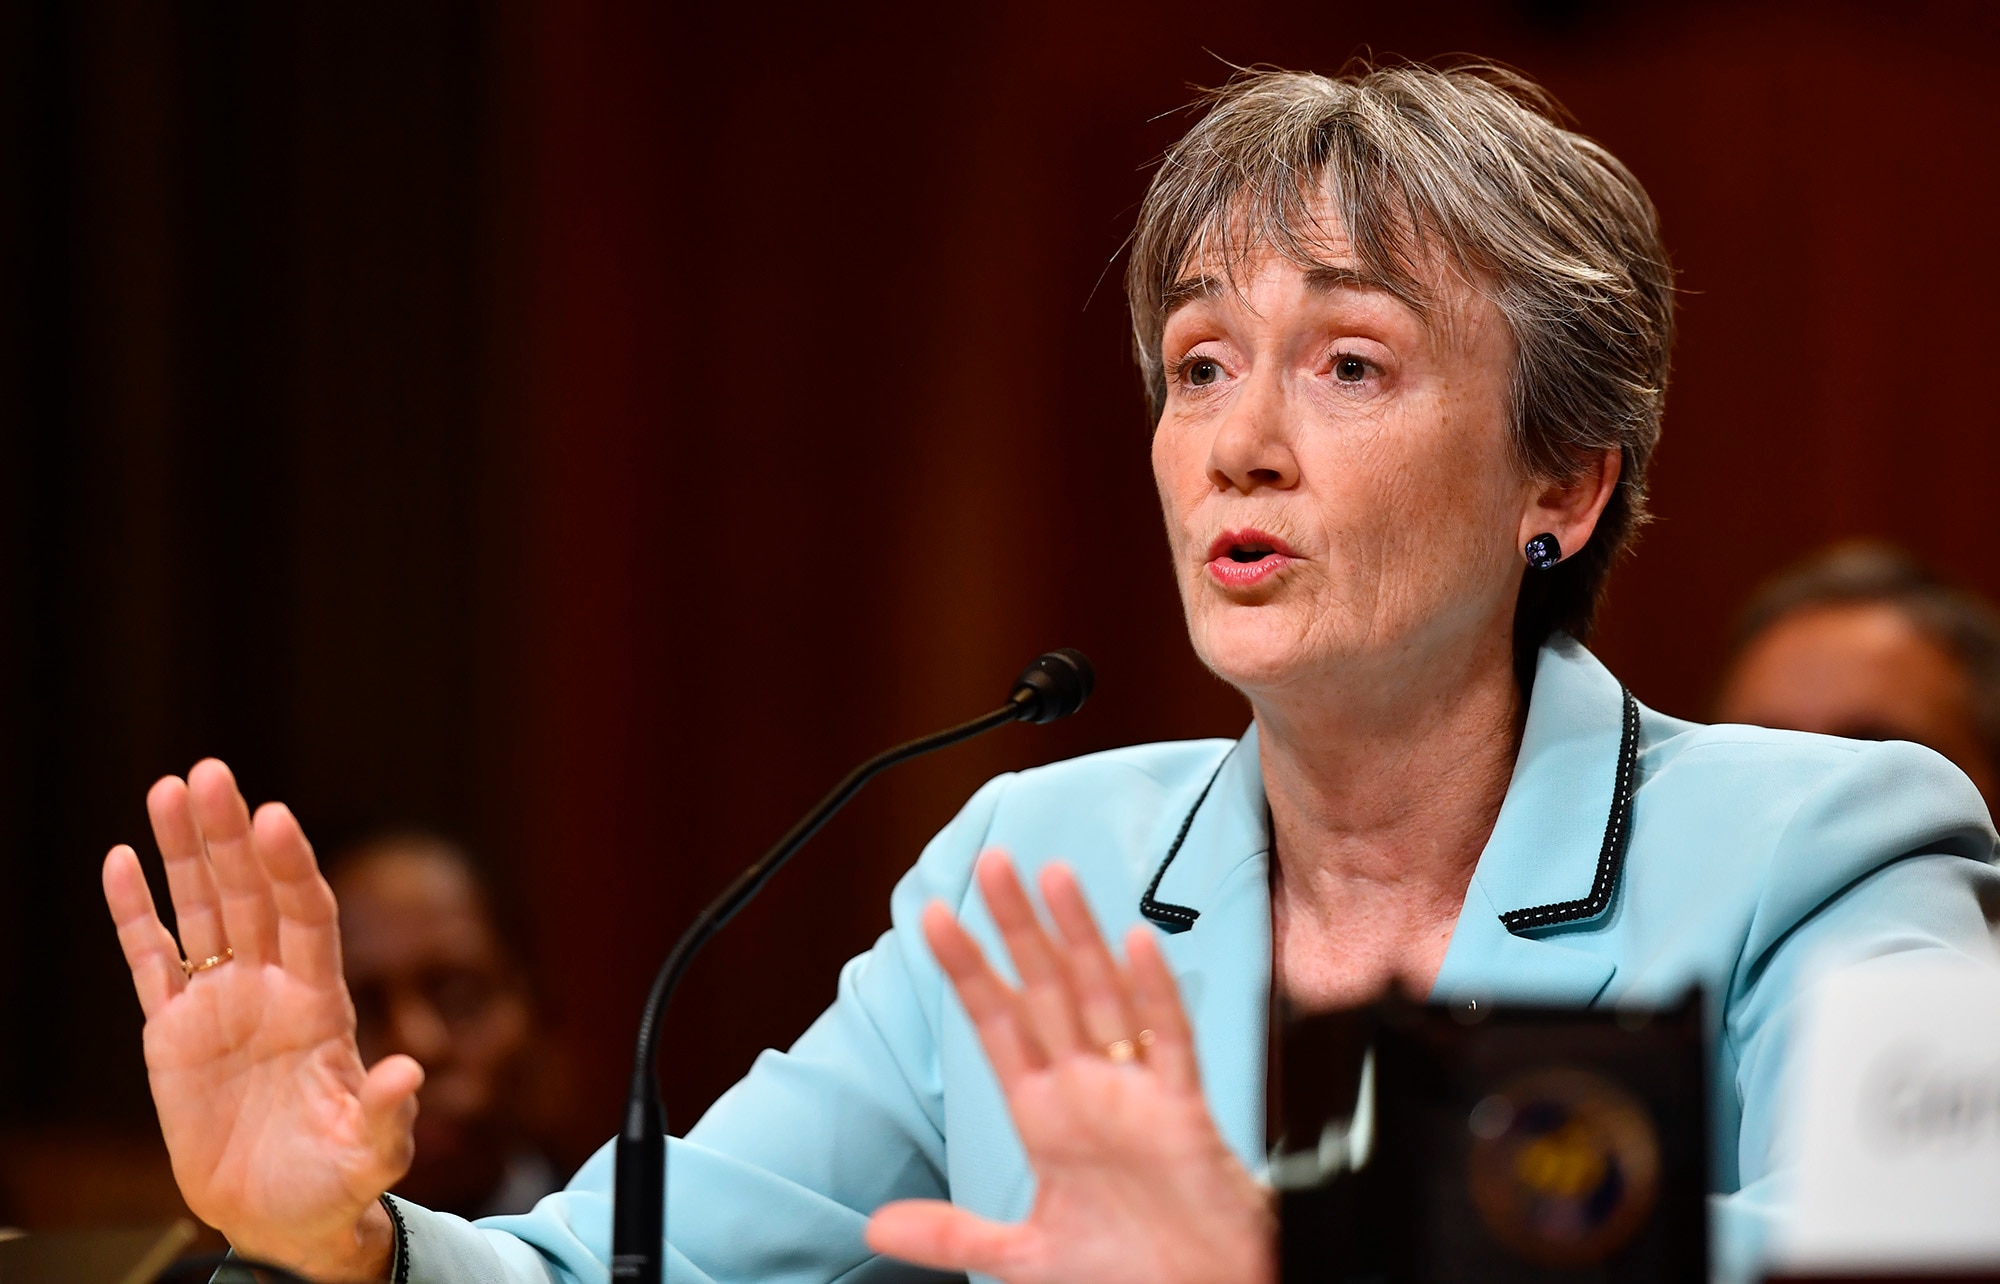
[867,1199,1031,1277]
[358,1053,424,1181]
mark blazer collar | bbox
[1473,635,1638,933]
[1425,636,1636,1008]
[1140,724,1270,933]
[1136,635,1634,1006]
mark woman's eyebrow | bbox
[1305,262,1440,336]
[1161,275,1222,320]
[1162,263,1399,322]
[1301,264,1395,295]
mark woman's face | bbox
[1152,222,1557,701]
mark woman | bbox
[102,64,1998,1284]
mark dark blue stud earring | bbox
[1524,532,1562,571]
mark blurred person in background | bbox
[1715,542,2000,813]
[325,830,567,1219]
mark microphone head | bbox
[1008,649,1096,724]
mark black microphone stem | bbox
[610,671,1081,1283]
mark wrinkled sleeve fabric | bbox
[392,775,1015,1284]
[1712,741,2000,1284]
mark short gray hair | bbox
[1125,61,1675,647]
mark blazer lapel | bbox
[1141,731,1274,1167]
[1431,636,1635,1007]
[1431,877,1618,1008]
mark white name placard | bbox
[1769,954,2000,1273]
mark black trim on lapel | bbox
[1139,749,1234,934]
[1498,685,1640,934]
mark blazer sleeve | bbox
[1711,740,2000,1283]
[391,773,1015,1284]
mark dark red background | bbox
[3,0,1997,1220]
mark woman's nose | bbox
[1205,374,1298,494]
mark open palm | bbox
[865,855,1274,1284]
[102,760,415,1278]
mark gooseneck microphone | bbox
[610,649,1095,1282]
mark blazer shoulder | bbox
[1636,721,1994,952]
[1645,718,1990,836]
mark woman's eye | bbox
[1186,359,1222,387]
[1333,354,1369,383]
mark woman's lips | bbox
[1204,529,1297,588]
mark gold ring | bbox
[1106,1038,1137,1062]
[183,947,234,978]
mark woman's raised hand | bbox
[866,853,1275,1284]
[101,760,413,1280]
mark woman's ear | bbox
[1518,448,1622,563]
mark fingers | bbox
[1127,926,1202,1093]
[977,852,1086,1059]
[103,844,186,1018]
[187,760,280,967]
[254,802,343,988]
[933,853,1196,1095]
[923,902,1040,1085]
[1040,863,1139,1052]
[148,775,228,964]
[358,1054,424,1188]
[866,1198,1030,1278]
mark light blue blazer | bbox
[390,638,2000,1283]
